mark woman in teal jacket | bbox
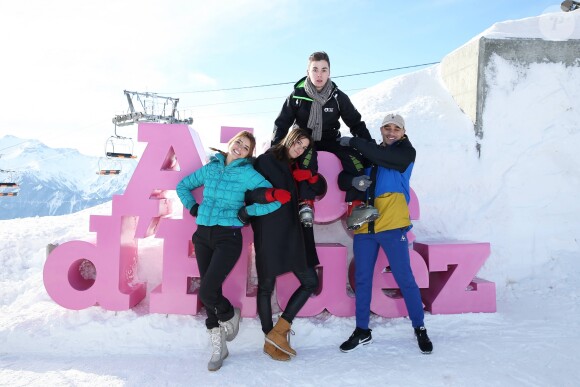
[176,130,286,372]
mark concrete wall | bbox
[440,37,580,142]
[476,37,580,139]
[439,38,480,127]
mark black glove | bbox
[237,206,251,225]
[339,136,353,147]
[246,187,268,204]
[189,203,199,217]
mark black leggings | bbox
[257,267,319,334]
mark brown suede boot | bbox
[265,317,296,356]
[263,341,291,361]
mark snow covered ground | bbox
[1,204,578,386]
[2,10,580,387]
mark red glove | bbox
[292,169,312,181]
[308,174,319,184]
[265,188,291,204]
[292,169,319,183]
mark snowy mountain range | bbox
[0,135,136,220]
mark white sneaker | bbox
[219,307,241,342]
[207,326,228,371]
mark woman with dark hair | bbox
[247,127,326,361]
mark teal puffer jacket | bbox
[176,153,280,226]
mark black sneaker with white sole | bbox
[414,326,433,354]
[339,327,372,352]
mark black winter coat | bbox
[272,76,372,145]
[250,149,324,278]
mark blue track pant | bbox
[353,228,424,329]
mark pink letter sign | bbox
[414,241,496,313]
[43,123,496,317]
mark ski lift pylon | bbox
[98,89,193,174]
[112,90,193,127]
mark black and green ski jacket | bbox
[272,76,372,145]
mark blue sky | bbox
[0,0,564,156]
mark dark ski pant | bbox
[193,225,241,329]
[353,228,424,329]
[257,267,319,334]
[298,139,366,203]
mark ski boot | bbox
[298,200,314,227]
[346,200,379,231]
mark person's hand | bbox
[293,169,319,184]
[237,206,251,225]
[339,136,353,147]
[292,169,313,182]
[265,188,291,204]
[352,175,372,191]
[189,203,199,217]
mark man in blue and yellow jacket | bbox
[337,113,434,355]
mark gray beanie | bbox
[381,113,405,129]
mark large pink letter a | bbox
[43,123,205,310]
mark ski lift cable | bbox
[180,87,366,109]
[36,148,82,162]
[160,62,440,94]
[1,61,439,157]
[0,149,84,181]
[0,198,112,207]
[2,144,97,167]
[0,120,108,154]
[178,87,366,118]
[195,109,280,119]
[1,62,439,150]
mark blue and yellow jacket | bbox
[344,135,416,234]
[176,153,280,227]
